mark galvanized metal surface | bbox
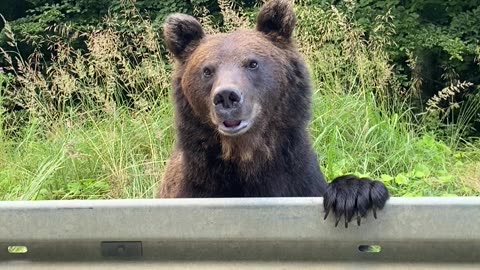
[2,262,480,270]
[1,197,480,269]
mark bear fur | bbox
[157,0,389,227]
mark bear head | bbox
[163,0,312,161]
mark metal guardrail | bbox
[1,197,480,269]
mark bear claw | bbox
[323,175,389,228]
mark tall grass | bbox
[0,1,478,200]
[0,4,175,200]
[294,4,476,196]
[0,107,174,200]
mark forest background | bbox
[0,0,479,200]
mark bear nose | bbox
[213,89,243,109]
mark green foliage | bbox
[136,0,192,28]
[297,3,478,197]
[0,0,260,57]
[357,1,480,127]
[0,1,479,200]
[1,0,109,45]
[320,1,480,60]
[0,107,175,200]
[301,0,480,138]
[0,74,6,137]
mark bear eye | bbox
[203,67,213,78]
[248,60,259,69]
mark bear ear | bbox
[163,14,205,61]
[256,0,296,41]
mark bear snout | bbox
[210,87,255,136]
[212,87,245,120]
[213,88,243,110]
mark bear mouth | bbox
[218,120,250,136]
[224,120,241,128]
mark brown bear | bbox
[157,0,389,227]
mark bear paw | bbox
[323,175,389,228]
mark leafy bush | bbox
[301,0,480,137]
